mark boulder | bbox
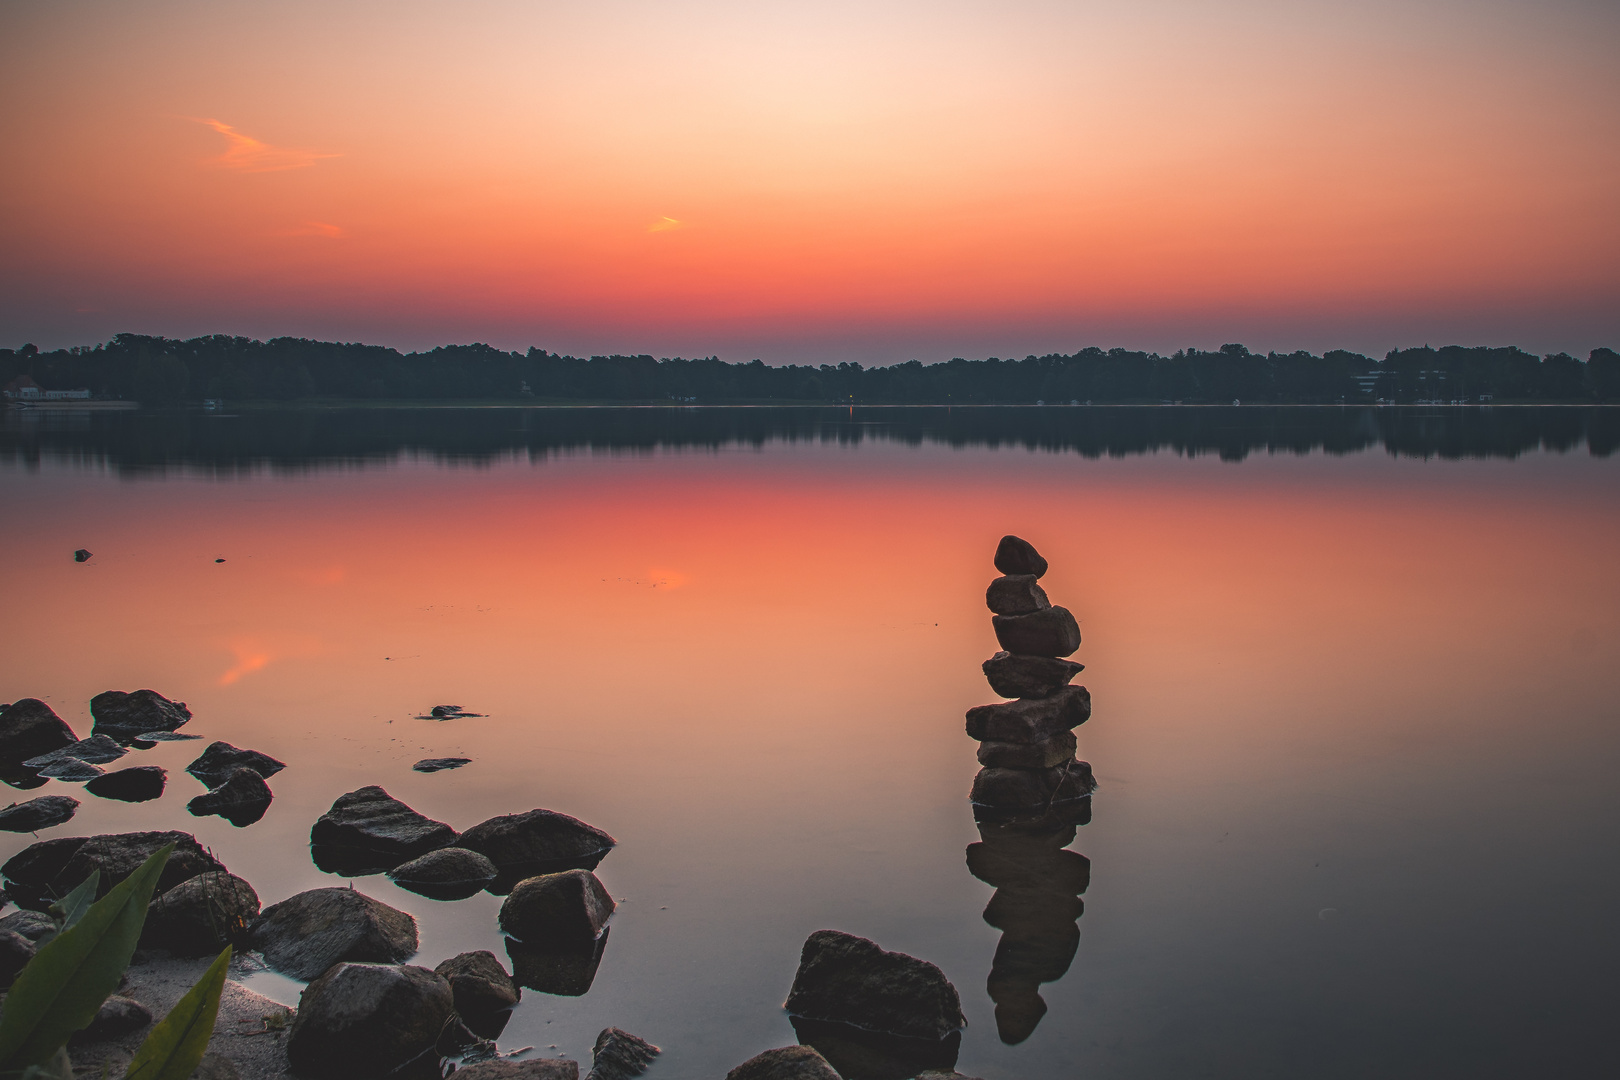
[976,730,1077,770]
[985,575,1049,616]
[1,831,226,910]
[724,1046,841,1080]
[90,690,191,739]
[0,795,80,832]
[586,1027,660,1080]
[991,607,1080,658]
[143,871,261,955]
[0,929,36,989]
[784,929,965,1041]
[387,847,497,900]
[252,887,418,980]
[505,930,609,997]
[0,699,77,765]
[969,760,1096,809]
[187,767,273,826]
[981,652,1083,699]
[0,910,55,941]
[185,742,286,787]
[458,809,616,888]
[434,950,518,1037]
[993,535,1048,578]
[36,760,104,782]
[85,766,166,803]
[499,869,614,946]
[309,787,457,874]
[70,995,152,1042]
[965,686,1091,744]
[23,734,128,767]
[412,757,471,773]
[454,1062,578,1080]
[286,962,453,1079]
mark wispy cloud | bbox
[191,118,339,172]
[649,216,684,233]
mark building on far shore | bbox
[4,375,92,402]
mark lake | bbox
[2,405,1617,1079]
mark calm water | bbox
[2,406,1618,1079]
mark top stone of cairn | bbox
[994,535,1048,578]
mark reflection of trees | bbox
[966,822,1090,1045]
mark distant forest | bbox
[3,335,1617,405]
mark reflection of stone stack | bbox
[967,535,1096,826]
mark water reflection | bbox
[788,1017,961,1080]
[506,928,610,997]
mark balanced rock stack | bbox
[967,535,1096,825]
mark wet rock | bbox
[388,847,497,901]
[0,699,77,765]
[90,689,191,740]
[143,871,260,955]
[1,831,225,909]
[724,1046,841,1080]
[137,730,201,742]
[187,767,273,826]
[985,575,1049,616]
[23,734,128,768]
[72,995,153,1042]
[286,962,453,1080]
[790,1017,962,1080]
[454,1061,578,1080]
[969,760,1096,809]
[586,1027,660,1080]
[0,910,55,941]
[0,930,36,989]
[976,730,1077,770]
[991,607,1080,658]
[36,760,104,782]
[85,766,166,803]
[0,795,80,832]
[499,869,614,946]
[993,535,1048,578]
[309,786,457,874]
[412,757,471,773]
[74,549,93,563]
[186,742,287,787]
[964,686,1090,744]
[425,705,484,720]
[784,929,965,1042]
[434,950,519,1038]
[458,809,616,889]
[252,887,418,980]
[980,652,1083,700]
[505,930,609,996]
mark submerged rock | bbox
[784,929,965,1042]
[412,757,472,773]
[980,651,1083,700]
[1,830,225,909]
[310,786,457,874]
[186,742,286,787]
[985,574,1049,616]
[0,795,80,832]
[286,962,453,1080]
[969,760,1096,810]
[505,929,610,996]
[458,809,616,889]
[975,730,1077,770]
[498,869,614,946]
[993,535,1048,578]
[23,734,127,768]
[0,699,77,765]
[964,686,1091,744]
[252,887,418,980]
[990,607,1080,658]
[143,871,261,955]
[85,766,166,803]
[36,760,104,782]
[455,1061,578,1080]
[724,1046,841,1080]
[586,1027,660,1080]
[90,689,191,740]
[186,767,273,826]
[388,847,497,900]
[434,950,519,1039]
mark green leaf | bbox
[47,873,101,935]
[124,947,230,1080]
[0,844,174,1074]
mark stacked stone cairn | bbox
[967,535,1096,825]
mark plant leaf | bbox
[0,844,174,1073]
[47,873,101,934]
[123,947,231,1080]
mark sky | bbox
[1,0,1616,363]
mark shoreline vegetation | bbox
[4,335,1618,407]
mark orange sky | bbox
[2,0,1616,360]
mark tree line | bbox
[3,335,1617,404]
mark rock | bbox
[993,535,1048,578]
[499,869,614,946]
[985,574,1049,616]
[90,689,191,740]
[964,686,1091,744]
[0,929,36,989]
[286,962,453,1079]
[458,809,616,889]
[23,734,128,768]
[586,1027,660,1080]
[980,652,1083,699]
[309,786,457,874]
[0,910,55,941]
[505,930,610,996]
[185,741,286,787]
[433,950,518,1037]
[187,767,273,826]
[724,1046,841,1080]
[784,929,965,1041]
[454,1061,578,1080]
[970,760,1096,809]
[74,549,93,562]
[990,607,1080,658]
[252,887,418,980]
[976,731,1077,770]
[412,757,471,773]
[36,760,104,781]
[1,831,226,909]
[0,699,78,765]
[72,995,153,1042]
[0,795,80,832]
[85,766,166,802]
[143,872,261,955]
[387,847,497,900]
[136,730,201,742]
